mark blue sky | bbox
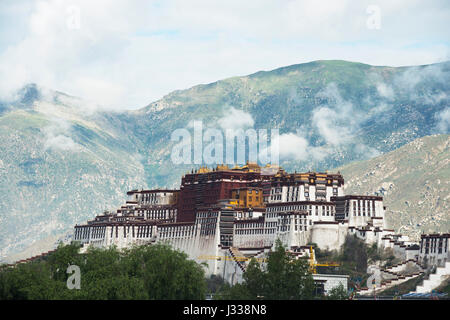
[0,0,449,110]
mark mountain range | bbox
[0,60,449,262]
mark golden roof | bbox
[197,166,211,173]
[216,164,229,171]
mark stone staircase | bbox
[413,261,450,293]
[358,272,424,295]
[382,259,425,274]
[228,247,247,273]
[252,249,268,262]
[357,260,424,296]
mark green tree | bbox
[218,239,314,300]
[367,243,381,262]
[325,283,348,300]
[243,258,265,298]
[206,274,226,295]
[0,243,207,300]
[342,235,367,273]
[47,242,83,282]
[122,244,207,299]
[69,245,148,300]
[215,282,252,300]
[264,240,314,299]
[0,259,68,300]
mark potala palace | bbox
[72,163,450,295]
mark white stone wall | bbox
[268,180,345,204]
[233,230,266,248]
[310,223,348,251]
[344,199,385,228]
[216,248,246,285]
[313,274,349,294]
[128,191,177,206]
[277,228,309,249]
[415,261,450,293]
[156,222,221,276]
[275,214,310,249]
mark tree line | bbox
[0,239,354,300]
[0,243,206,299]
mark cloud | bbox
[266,129,331,163]
[435,107,450,133]
[354,143,381,158]
[188,107,333,163]
[70,77,126,110]
[0,0,449,109]
[287,135,331,161]
[312,83,360,146]
[363,63,450,126]
[376,82,395,100]
[306,83,388,161]
[394,64,447,91]
[218,107,254,130]
[276,132,310,161]
[392,64,450,103]
[260,82,388,163]
[312,106,355,146]
[365,72,396,111]
[45,134,78,151]
[370,103,391,115]
[42,117,80,151]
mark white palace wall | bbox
[310,222,348,251]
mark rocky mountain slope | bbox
[336,134,449,241]
[1,60,449,261]
[0,85,147,261]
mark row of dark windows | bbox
[421,238,448,254]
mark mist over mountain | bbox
[0,60,449,261]
[0,85,147,261]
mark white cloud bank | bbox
[0,0,449,109]
[435,107,450,133]
[42,117,80,152]
[218,107,254,131]
[275,131,331,162]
